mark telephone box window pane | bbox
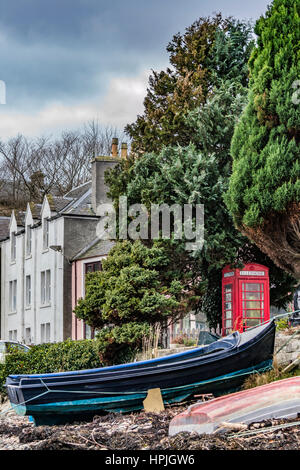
[246,319,262,327]
[246,310,263,318]
[245,283,261,291]
[226,311,232,319]
[245,292,261,300]
[226,320,232,328]
[225,293,231,301]
[225,302,232,310]
[246,301,262,309]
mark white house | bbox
[0,139,210,346]
[0,143,123,344]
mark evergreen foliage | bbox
[0,339,103,395]
[226,0,300,280]
[125,15,254,154]
[75,10,295,346]
[106,81,294,329]
[74,241,193,362]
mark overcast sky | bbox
[0,0,271,139]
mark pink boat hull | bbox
[169,377,300,435]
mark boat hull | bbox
[12,360,273,426]
[169,376,300,436]
[6,321,276,426]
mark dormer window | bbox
[43,218,49,250]
[26,225,32,256]
[11,232,16,262]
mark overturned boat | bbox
[6,321,275,426]
[169,376,300,436]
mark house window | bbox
[11,232,16,261]
[85,261,102,274]
[41,323,50,343]
[9,280,17,312]
[9,330,17,341]
[41,270,51,305]
[84,324,94,340]
[26,226,32,256]
[43,218,49,250]
[25,328,31,344]
[25,275,31,307]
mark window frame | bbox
[9,280,17,313]
[84,261,102,274]
[8,330,17,342]
[239,280,267,329]
[25,275,31,308]
[11,232,16,262]
[42,218,49,251]
[41,269,51,305]
[26,225,32,256]
[41,322,50,343]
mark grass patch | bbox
[242,358,300,390]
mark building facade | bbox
[0,142,123,344]
[71,238,115,340]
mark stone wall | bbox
[155,330,300,366]
[155,346,196,358]
[274,330,300,365]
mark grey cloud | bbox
[0,0,271,133]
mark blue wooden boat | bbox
[6,321,275,426]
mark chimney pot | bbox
[111,138,118,157]
[121,142,128,159]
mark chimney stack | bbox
[121,142,128,159]
[91,138,121,214]
[111,137,118,157]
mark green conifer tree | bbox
[226,0,300,281]
[125,15,254,155]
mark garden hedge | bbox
[0,338,104,395]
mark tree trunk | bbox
[240,203,300,282]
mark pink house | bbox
[71,238,115,340]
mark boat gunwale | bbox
[6,321,275,391]
[8,332,241,380]
[11,359,275,417]
[8,321,273,383]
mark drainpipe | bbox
[33,226,37,344]
[53,225,57,343]
[0,246,2,338]
[21,233,25,342]
[0,246,2,339]
[74,260,77,340]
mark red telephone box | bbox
[222,263,270,336]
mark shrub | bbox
[171,334,197,347]
[276,318,290,331]
[0,338,103,396]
